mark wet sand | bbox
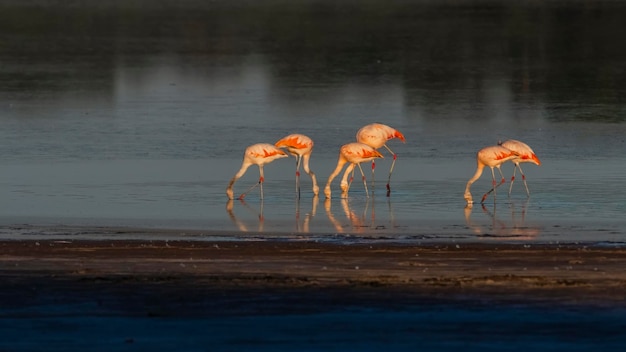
[3,239,626,305]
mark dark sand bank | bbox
[3,239,626,351]
[3,239,626,305]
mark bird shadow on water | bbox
[464,200,541,240]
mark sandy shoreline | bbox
[3,239,626,306]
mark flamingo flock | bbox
[226,123,541,204]
[464,139,541,205]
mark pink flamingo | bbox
[356,123,405,196]
[226,143,288,200]
[274,133,319,198]
[324,142,383,199]
[464,145,519,205]
[499,139,541,197]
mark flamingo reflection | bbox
[324,197,396,233]
[226,198,318,233]
[295,197,318,233]
[226,199,265,232]
[464,201,540,240]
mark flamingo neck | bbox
[464,162,485,202]
[324,156,348,198]
[227,161,252,192]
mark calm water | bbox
[1,0,625,244]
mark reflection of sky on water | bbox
[1,0,625,244]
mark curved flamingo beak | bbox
[394,130,406,143]
[531,154,541,166]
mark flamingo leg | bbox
[383,144,397,197]
[240,165,265,200]
[295,155,302,199]
[370,160,376,192]
[238,182,259,200]
[348,166,356,189]
[356,163,370,198]
[497,165,506,185]
[259,165,265,200]
[301,153,319,196]
[483,166,507,201]
[508,163,517,196]
[481,167,499,204]
[514,163,531,197]
[491,167,498,202]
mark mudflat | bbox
[2,239,626,308]
[3,239,626,351]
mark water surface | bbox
[1,0,625,244]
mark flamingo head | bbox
[324,185,332,199]
[464,192,473,204]
[393,130,406,143]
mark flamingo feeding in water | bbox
[226,143,288,200]
[498,139,541,197]
[274,133,319,198]
[324,142,383,199]
[356,123,405,196]
[464,145,519,205]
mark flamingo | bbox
[274,133,319,198]
[356,123,405,196]
[464,145,519,205]
[498,139,541,197]
[324,142,383,199]
[226,143,288,200]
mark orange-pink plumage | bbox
[274,134,319,197]
[355,123,405,196]
[324,142,383,199]
[226,143,288,200]
[498,139,541,196]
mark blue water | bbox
[1,0,625,244]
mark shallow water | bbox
[1,0,626,244]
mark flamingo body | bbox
[356,123,406,149]
[275,134,319,197]
[324,142,383,199]
[275,134,314,153]
[499,140,540,166]
[355,123,405,196]
[226,143,288,200]
[464,145,519,205]
[499,139,541,196]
